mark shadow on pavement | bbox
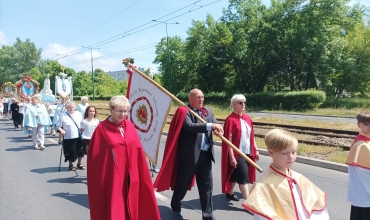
[180,193,245,213]
[158,205,184,220]
[212,193,246,212]
[5,145,34,151]
[47,176,87,185]
[5,135,32,142]
[52,192,89,209]
[31,166,64,174]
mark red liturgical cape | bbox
[153,106,196,192]
[87,118,160,220]
[221,112,257,193]
[353,133,370,143]
[345,133,370,170]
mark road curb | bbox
[162,131,348,173]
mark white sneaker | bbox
[152,166,160,173]
[34,145,39,150]
[39,145,45,150]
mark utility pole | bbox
[82,46,99,101]
[152,20,179,93]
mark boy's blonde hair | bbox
[356,110,370,124]
[264,129,298,152]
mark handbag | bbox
[26,126,34,131]
[66,112,82,140]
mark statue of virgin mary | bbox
[40,74,57,103]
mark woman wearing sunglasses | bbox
[221,94,260,205]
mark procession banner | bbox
[124,64,263,173]
[126,68,172,166]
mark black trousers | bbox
[350,205,370,220]
[171,150,215,220]
[3,103,8,114]
[13,113,23,127]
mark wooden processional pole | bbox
[130,67,263,173]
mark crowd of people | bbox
[0,95,96,167]
[1,89,369,220]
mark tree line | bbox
[1,0,369,99]
[154,0,370,97]
[0,38,128,97]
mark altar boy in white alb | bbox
[243,129,329,220]
[345,110,370,220]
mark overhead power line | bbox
[68,34,188,67]
[55,0,216,60]
[68,43,157,67]
[64,0,142,45]
[53,0,142,60]
[55,0,202,59]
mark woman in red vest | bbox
[221,94,260,203]
[87,95,160,220]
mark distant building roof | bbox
[105,70,129,81]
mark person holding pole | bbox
[221,94,259,204]
[154,88,223,220]
[56,101,84,171]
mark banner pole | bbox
[131,67,263,173]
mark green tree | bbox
[73,71,92,96]
[153,36,187,94]
[94,69,124,96]
[0,38,42,84]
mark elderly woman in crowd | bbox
[53,97,68,144]
[23,95,52,150]
[57,101,84,171]
[87,95,160,220]
[221,94,260,203]
[76,96,89,115]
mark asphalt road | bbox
[248,112,357,125]
[0,118,351,220]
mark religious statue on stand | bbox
[40,74,57,104]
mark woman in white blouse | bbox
[57,101,84,171]
[80,106,99,155]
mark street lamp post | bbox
[82,46,99,101]
[152,20,179,93]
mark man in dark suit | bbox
[170,89,223,220]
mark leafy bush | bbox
[176,90,326,111]
[321,97,370,109]
[72,95,113,101]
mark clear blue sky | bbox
[0,0,368,73]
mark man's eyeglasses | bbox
[112,108,128,114]
[239,101,246,105]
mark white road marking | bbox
[47,138,58,144]
[155,191,168,202]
